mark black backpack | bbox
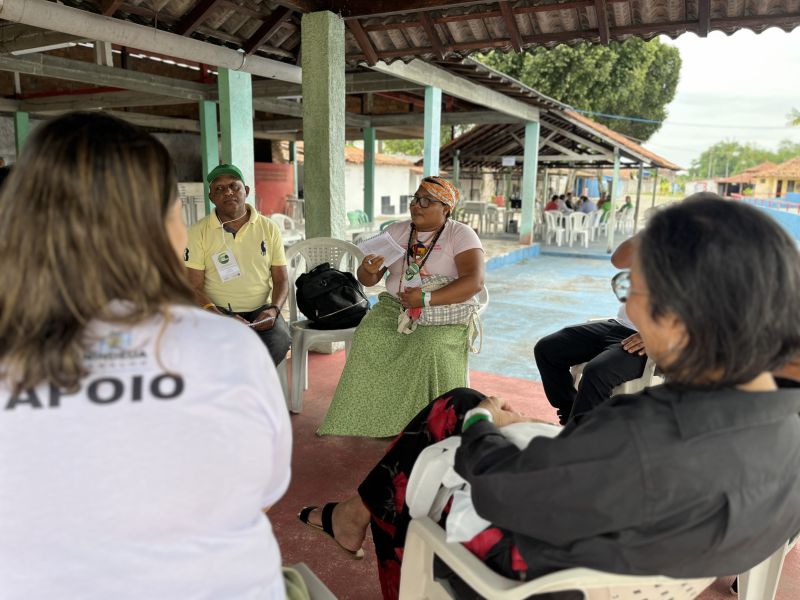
[295,262,370,330]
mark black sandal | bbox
[297,503,365,560]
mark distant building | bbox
[753,157,800,199]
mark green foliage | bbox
[383,125,453,157]
[476,38,681,141]
[789,108,800,126]
[688,139,800,178]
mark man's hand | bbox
[399,286,423,309]
[621,333,646,355]
[251,307,279,331]
[361,254,385,276]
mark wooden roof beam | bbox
[594,0,610,44]
[243,7,292,55]
[346,19,379,65]
[100,0,124,16]
[370,59,539,122]
[419,12,447,60]
[697,0,711,37]
[175,0,226,36]
[499,1,523,52]
[331,0,498,19]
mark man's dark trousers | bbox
[219,305,291,366]
[534,319,646,422]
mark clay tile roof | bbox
[344,146,416,166]
[759,157,800,179]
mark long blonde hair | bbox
[0,112,195,392]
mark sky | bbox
[643,27,800,171]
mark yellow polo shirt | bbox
[185,207,287,312]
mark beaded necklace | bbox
[399,221,447,294]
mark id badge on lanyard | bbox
[403,262,422,290]
[212,250,242,281]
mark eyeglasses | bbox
[410,195,444,209]
[611,270,647,303]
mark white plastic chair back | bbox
[568,212,590,247]
[588,210,604,241]
[738,535,798,600]
[285,238,364,324]
[284,238,364,413]
[571,356,663,397]
[269,213,305,246]
[543,211,564,246]
[399,517,714,600]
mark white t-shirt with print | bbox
[0,304,292,600]
[383,219,483,297]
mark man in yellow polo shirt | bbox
[185,164,290,366]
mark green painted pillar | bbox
[199,100,219,215]
[423,86,442,177]
[289,141,299,198]
[650,167,659,208]
[14,111,29,156]
[519,121,540,245]
[607,147,621,253]
[302,11,346,239]
[363,126,376,221]
[218,67,255,206]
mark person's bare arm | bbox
[399,248,484,308]
[251,265,289,332]
[611,233,642,269]
[187,268,222,313]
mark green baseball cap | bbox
[206,163,245,184]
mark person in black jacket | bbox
[300,196,800,600]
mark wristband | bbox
[202,302,216,310]
[423,291,432,307]
[462,407,493,432]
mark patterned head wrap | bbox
[418,176,460,211]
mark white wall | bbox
[344,163,419,217]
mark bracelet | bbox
[202,302,216,310]
[462,407,493,432]
[421,291,426,307]
[267,304,281,316]
[423,291,432,307]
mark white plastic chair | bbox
[588,210,604,242]
[399,516,714,600]
[738,535,799,600]
[269,213,305,246]
[485,204,504,235]
[290,563,337,600]
[285,238,364,413]
[571,356,663,397]
[568,212,590,247]
[543,211,564,246]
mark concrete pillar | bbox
[363,126,376,221]
[218,67,255,205]
[289,141,299,198]
[633,163,644,232]
[423,85,442,177]
[13,111,28,156]
[650,167,659,208]
[199,100,219,215]
[301,11,346,239]
[607,147,620,253]
[519,121,540,245]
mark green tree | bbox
[688,139,800,178]
[383,125,472,157]
[788,108,800,126]
[476,38,681,141]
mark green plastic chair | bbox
[379,220,397,231]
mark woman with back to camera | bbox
[0,112,293,599]
[302,195,800,598]
[317,176,484,439]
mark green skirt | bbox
[317,293,469,438]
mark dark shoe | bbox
[298,503,365,560]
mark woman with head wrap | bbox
[316,176,485,438]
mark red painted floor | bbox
[271,351,800,599]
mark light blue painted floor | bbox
[471,255,623,381]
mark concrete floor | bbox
[271,247,800,599]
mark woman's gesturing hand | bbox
[361,254,385,275]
